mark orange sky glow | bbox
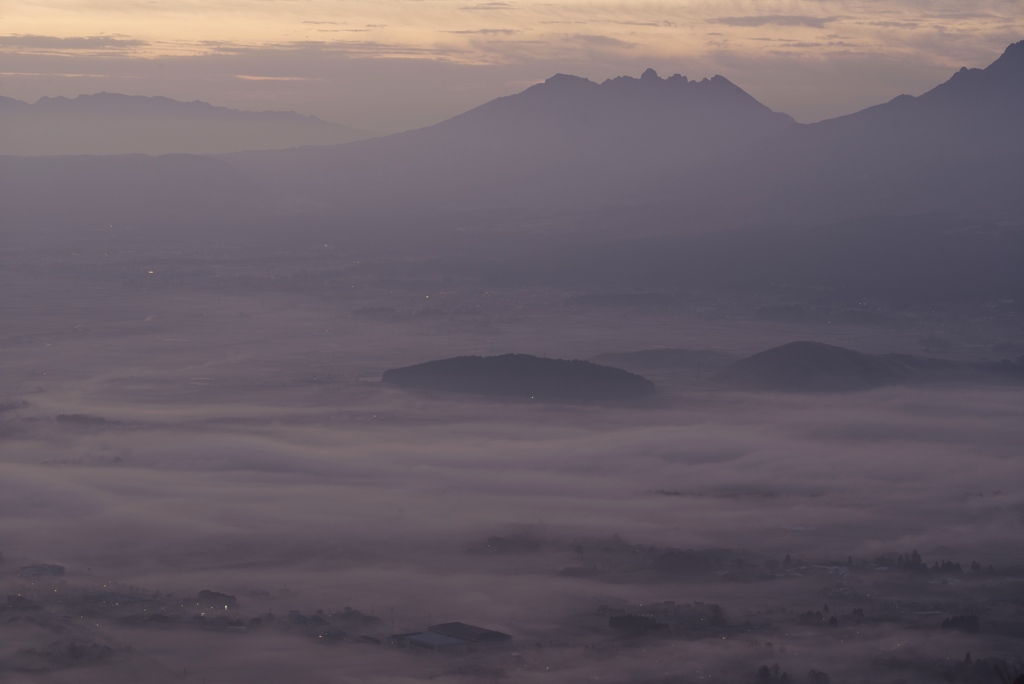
[2,1,1022,131]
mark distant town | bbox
[4,538,1024,682]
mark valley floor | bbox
[1,244,1023,683]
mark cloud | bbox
[610,19,676,28]
[864,20,923,28]
[0,34,149,50]
[460,1,515,9]
[0,70,109,78]
[568,34,634,48]
[443,29,522,35]
[708,15,839,29]
[234,75,319,81]
[264,39,454,58]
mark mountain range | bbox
[0,93,372,156]
[222,39,1024,223]
[222,69,794,213]
[1,40,1022,242]
[672,39,1024,226]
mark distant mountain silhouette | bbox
[4,42,1024,241]
[672,40,1024,225]
[713,341,1016,392]
[224,69,794,212]
[0,93,372,155]
[382,354,656,401]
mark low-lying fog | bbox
[2,253,1022,683]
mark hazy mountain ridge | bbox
[222,68,796,213]
[3,42,1023,248]
[222,43,1024,221]
[667,39,1024,226]
[0,92,373,156]
[714,341,1023,392]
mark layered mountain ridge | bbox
[0,92,373,156]
[223,67,795,214]
[679,39,1024,224]
[2,41,1022,237]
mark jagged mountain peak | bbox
[543,73,591,85]
[990,38,1024,70]
[517,69,783,120]
[536,69,743,95]
[439,67,794,142]
[597,70,735,90]
[221,65,795,215]
[919,38,1024,103]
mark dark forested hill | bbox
[382,354,657,401]
[713,341,1021,392]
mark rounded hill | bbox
[381,354,656,402]
[713,341,906,392]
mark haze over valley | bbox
[1,25,1023,684]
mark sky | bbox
[2,1,1022,132]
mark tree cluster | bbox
[608,614,668,635]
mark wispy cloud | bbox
[610,19,676,28]
[862,20,922,28]
[708,15,839,29]
[0,34,149,50]
[234,74,319,81]
[266,39,456,58]
[0,70,109,78]
[460,1,515,10]
[569,34,634,49]
[443,28,521,35]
